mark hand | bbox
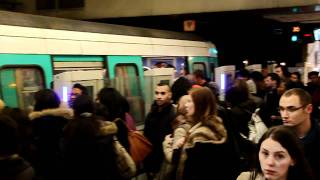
[173,137,186,149]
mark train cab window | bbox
[114,64,144,125]
[0,67,45,110]
[192,62,206,74]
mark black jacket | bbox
[144,102,176,173]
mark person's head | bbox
[177,95,191,115]
[265,73,280,89]
[180,67,189,76]
[97,87,129,121]
[72,94,95,117]
[308,71,319,84]
[225,79,249,106]
[171,77,192,104]
[193,69,206,85]
[279,88,312,129]
[155,83,172,106]
[154,61,168,68]
[186,87,216,122]
[70,83,88,106]
[256,125,312,180]
[275,65,289,79]
[186,87,226,137]
[0,114,18,156]
[250,71,264,82]
[290,72,301,82]
[34,89,60,111]
[236,69,250,80]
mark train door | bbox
[52,56,105,103]
[106,56,145,126]
[0,54,52,110]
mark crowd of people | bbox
[0,66,320,180]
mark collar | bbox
[300,118,320,144]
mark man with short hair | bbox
[69,83,88,107]
[279,88,320,179]
[143,83,176,179]
[260,73,281,126]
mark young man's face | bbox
[264,76,275,88]
[309,75,319,84]
[155,85,172,106]
[279,95,312,127]
[275,67,283,78]
[290,74,298,82]
[70,88,82,100]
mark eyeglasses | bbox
[278,105,305,113]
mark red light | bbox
[304,33,312,37]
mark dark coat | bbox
[29,108,73,180]
[301,119,320,179]
[62,120,127,180]
[176,122,235,180]
[143,102,176,173]
[228,100,257,137]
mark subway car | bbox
[0,10,218,125]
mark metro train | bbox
[0,10,218,125]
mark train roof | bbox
[0,10,205,41]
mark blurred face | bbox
[259,138,294,180]
[155,85,172,106]
[279,95,312,128]
[275,67,283,78]
[185,96,195,116]
[290,74,298,82]
[264,76,275,88]
[70,88,82,100]
[177,95,191,114]
[309,75,319,84]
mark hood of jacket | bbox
[29,108,73,121]
[184,121,227,150]
[176,121,227,180]
[98,120,118,136]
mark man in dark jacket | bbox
[144,83,176,179]
[279,88,320,179]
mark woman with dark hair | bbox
[29,89,73,180]
[71,94,95,117]
[96,87,130,151]
[175,87,238,180]
[62,114,130,180]
[237,125,314,180]
[171,77,192,104]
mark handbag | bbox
[248,108,268,144]
[128,130,152,165]
[113,136,136,178]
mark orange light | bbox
[183,20,196,32]
[292,26,300,32]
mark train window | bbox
[192,62,206,74]
[0,67,45,110]
[114,64,144,125]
